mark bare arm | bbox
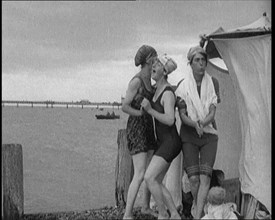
[141,91,175,126]
[178,107,203,137]
[122,78,143,117]
[179,108,196,128]
[199,104,216,127]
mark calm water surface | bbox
[2,106,130,214]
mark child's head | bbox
[207,186,226,206]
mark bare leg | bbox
[150,162,181,219]
[195,175,211,219]
[160,184,181,219]
[123,152,148,219]
[141,150,157,217]
[144,156,171,219]
[153,163,181,219]
[188,175,200,218]
[182,142,200,218]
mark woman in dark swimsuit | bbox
[141,54,182,219]
[122,45,158,219]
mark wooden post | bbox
[2,144,24,220]
[165,152,183,209]
[115,129,133,208]
[221,178,241,212]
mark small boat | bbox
[95,111,120,119]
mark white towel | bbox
[176,69,218,135]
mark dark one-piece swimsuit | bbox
[151,86,182,163]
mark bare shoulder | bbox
[162,88,176,104]
[128,77,141,91]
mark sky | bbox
[2,0,271,102]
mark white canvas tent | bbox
[202,13,271,217]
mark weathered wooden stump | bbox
[115,129,133,208]
[2,144,24,220]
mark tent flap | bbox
[203,14,271,214]
[204,14,271,59]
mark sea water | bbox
[2,106,130,214]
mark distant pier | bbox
[2,100,122,109]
